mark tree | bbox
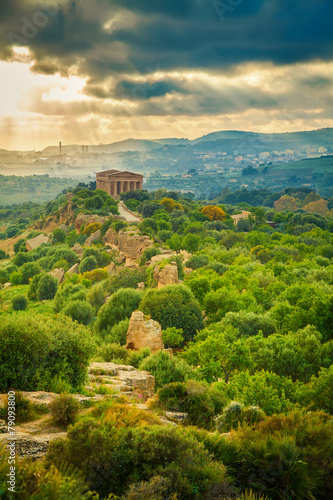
[11,294,28,311]
[160,198,183,213]
[62,300,94,326]
[95,288,143,335]
[53,228,67,243]
[303,199,329,217]
[183,333,252,383]
[140,284,204,342]
[274,195,298,211]
[79,256,98,273]
[37,273,58,300]
[201,205,226,221]
[182,233,201,253]
[162,327,184,348]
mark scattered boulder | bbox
[66,263,80,275]
[137,282,145,290]
[84,230,101,247]
[154,263,179,289]
[126,311,164,353]
[3,282,11,289]
[26,234,50,251]
[73,243,84,257]
[107,262,116,276]
[125,259,138,269]
[48,268,65,283]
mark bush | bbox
[215,401,265,432]
[53,283,87,313]
[96,342,129,363]
[107,267,147,294]
[139,351,196,388]
[11,294,28,311]
[50,394,80,427]
[95,288,143,336]
[45,421,231,499]
[62,300,94,326]
[0,268,9,284]
[162,327,184,348]
[0,448,92,499]
[186,254,210,270]
[104,318,130,345]
[20,261,42,284]
[157,380,218,429]
[83,222,101,236]
[79,256,98,273]
[37,273,58,300]
[0,249,9,260]
[86,283,105,313]
[139,246,161,266]
[53,228,67,243]
[0,314,94,392]
[140,284,204,342]
[9,270,23,285]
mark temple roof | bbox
[97,169,142,177]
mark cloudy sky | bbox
[0,0,333,150]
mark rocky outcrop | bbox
[73,243,84,257]
[103,229,153,260]
[84,229,101,246]
[153,263,179,289]
[89,361,155,398]
[58,223,68,233]
[126,311,164,353]
[66,263,80,274]
[48,268,65,283]
[75,214,111,232]
[26,234,50,251]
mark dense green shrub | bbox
[95,288,143,336]
[46,420,231,499]
[0,314,94,392]
[20,261,42,284]
[139,351,196,388]
[79,255,98,273]
[11,294,28,311]
[86,283,105,313]
[53,228,67,243]
[36,273,59,300]
[220,311,276,338]
[0,249,9,260]
[9,270,23,285]
[50,394,80,427]
[140,284,204,342]
[96,342,129,363]
[107,267,147,294]
[215,401,265,432]
[0,268,9,284]
[53,283,87,313]
[104,318,130,345]
[0,450,93,499]
[62,300,94,326]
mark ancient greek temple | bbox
[96,169,143,199]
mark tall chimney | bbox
[59,141,62,153]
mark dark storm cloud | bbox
[1,0,332,74]
[1,0,333,124]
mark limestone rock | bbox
[75,213,111,232]
[126,311,164,353]
[116,252,126,264]
[66,263,80,274]
[88,362,155,398]
[107,262,116,276]
[137,282,145,290]
[149,253,174,265]
[125,259,138,269]
[154,263,179,289]
[84,230,101,246]
[48,268,65,283]
[103,228,153,260]
[73,243,84,256]
[26,234,50,251]
[3,282,11,289]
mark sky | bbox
[0,0,333,150]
